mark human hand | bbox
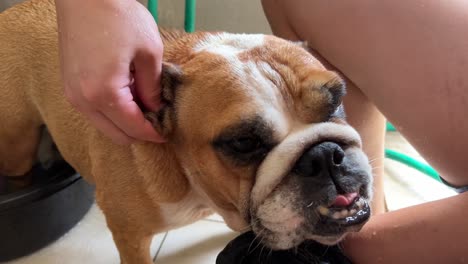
[55,0,164,144]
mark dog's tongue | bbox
[331,192,358,207]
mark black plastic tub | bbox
[0,161,95,262]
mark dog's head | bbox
[149,32,372,249]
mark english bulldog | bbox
[0,0,372,263]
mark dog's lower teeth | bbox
[318,206,330,216]
[331,209,351,219]
[317,198,367,219]
[339,209,348,218]
[332,212,341,219]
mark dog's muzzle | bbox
[293,141,371,231]
[249,122,373,249]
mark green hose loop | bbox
[386,122,396,132]
[384,149,442,183]
[385,122,441,183]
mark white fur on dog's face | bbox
[194,33,266,55]
[168,32,373,250]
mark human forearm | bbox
[342,192,468,264]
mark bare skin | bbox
[261,0,468,263]
[343,192,468,264]
[54,0,165,145]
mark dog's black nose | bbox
[293,142,344,178]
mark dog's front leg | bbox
[110,229,154,264]
[96,194,159,264]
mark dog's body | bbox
[0,1,373,263]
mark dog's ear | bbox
[145,62,183,139]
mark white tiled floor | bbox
[1,132,458,264]
[154,220,237,264]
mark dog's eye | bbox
[212,118,275,165]
[225,137,261,154]
[214,135,270,165]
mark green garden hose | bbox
[386,122,396,132]
[385,149,441,183]
[385,123,442,183]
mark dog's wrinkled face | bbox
[155,32,372,249]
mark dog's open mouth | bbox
[316,194,370,227]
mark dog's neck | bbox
[131,141,191,203]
